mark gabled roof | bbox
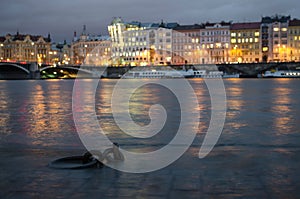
[231,22,261,30]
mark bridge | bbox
[1,62,300,79]
[0,62,108,79]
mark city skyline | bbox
[0,0,299,42]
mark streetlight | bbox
[234,45,238,62]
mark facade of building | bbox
[200,22,231,64]
[108,17,178,66]
[71,26,111,66]
[0,32,51,64]
[261,15,290,62]
[288,19,300,62]
[107,16,300,66]
[230,22,261,63]
[122,27,173,66]
[0,37,5,60]
[50,41,71,65]
[172,25,202,65]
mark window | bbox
[231,32,236,37]
[255,32,260,37]
[263,47,268,52]
[273,27,279,32]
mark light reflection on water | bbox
[271,80,294,135]
[0,79,299,152]
[225,78,248,130]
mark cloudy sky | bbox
[0,0,299,42]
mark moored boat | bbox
[261,70,300,78]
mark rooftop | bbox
[231,22,261,30]
[3,33,51,42]
[289,19,300,26]
[261,15,291,23]
[0,36,5,42]
[173,24,204,31]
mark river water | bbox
[1,78,300,197]
[0,79,299,151]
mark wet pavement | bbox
[1,145,299,199]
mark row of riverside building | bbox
[0,15,300,66]
[108,15,300,66]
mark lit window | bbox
[255,32,260,37]
[273,27,279,32]
[231,38,236,43]
[231,32,236,37]
[263,47,268,52]
[238,39,241,43]
[281,28,287,32]
[249,38,253,42]
[295,36,298,41]
[255,38,259,43]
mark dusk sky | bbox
[0,0,299,42]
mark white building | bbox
[108,17,178,66]
[200,22,231,64]
[172,25,202,65]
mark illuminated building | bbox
[172,24,203,65]
[0,37,5,60]
[108,17,178,66]
[288,19,300,61]
[71,25,111,66]
[261,15,290,62]
[230,22,261,63]
[50,41,71,65]
[0,32,51,64]
[200,22,231,64]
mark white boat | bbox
[223,73,240,78]
[262,70,300,78]
[122,67,203,79]
[201,71,240,78]
[122,66,239,79]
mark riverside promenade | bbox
[1,143,299,199]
